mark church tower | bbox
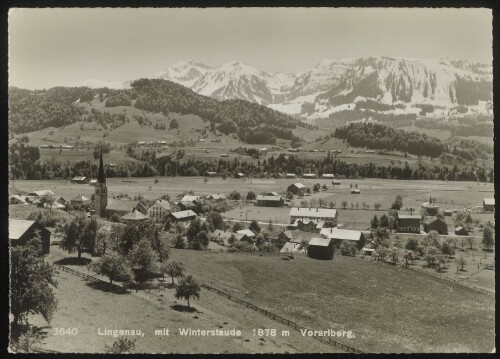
[95,147,108,217]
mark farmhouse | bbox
[397,215,421,233]
[206,193,226,201]
[44,202,65,210]
[362,247,376,256]
[287,183,306,195]
[70,194,91,206]
[278,230,293,243]
[286,173,297,179]
[235,172,245,178]
[169,210,197,222]
[256,195,284,207]
[121,208,150,223]
[483,198,495,212]
[332,181,341,185]
[9,195,27,205]
[212,229,233,245]
[265,192,280,197]
[27,190,55,197]
[148,200,172,222]
[307,237,334,260]
[237,229,256,241]
[180,195,201,204]
[351,188,361,194]
[422,202,439,216]
[321,174,334,179]
[303,173,317,179]
[455,227,469,236]
[9,219,50,255]
[176,201,197,211]
[320,227,364,244]
[444,209,453,216]
[71,176,89,184]
[104,199,148,218]
[280,241,304,254]
[89,179,98,186]
[423,216,448,235]
[204,171,218,176]
[289,207,338,227]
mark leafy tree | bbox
[340,242,357,256]
[169,118,179,129]
[441,242,455,256]
[232,222,243,232]
[59,213,97,258]
[405,238,419,251]
[246,191,256,201]
[89,252,134,284]
[173,234,186,249]
[373,247,389,262]
[341,201,348,209]
[371,215,379,229]
[424,246,441,267]
[374,202,382,211]
[391,195,403,210]
[229,190,241,200]
[249,220,261,233]
[379,214,389,228]
[455,255,467,271]
[329,201,336,209]
[128,239,159,282]
[186,219,203,243]
[41,193,55,212]
[156,239,171,262]
[175,275,201,308]
[267,219,274,232]
[206,211,224,231]
[228,234,238,247]
[189,231,209,250]
[482,226,494,250]
[10,238,58,331]
[322,184,328,191]
[423,230,441,249]
[14,325,44,353]
[466,236,475,250]
[389,247,400,264]
[161,261,185,285]
[105,337,136,353]
[403,250,414,268]
[374,227,390,242]
[313,183,321,192]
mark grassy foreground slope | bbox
[169,249,495,353]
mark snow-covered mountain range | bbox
[76,57,492,120]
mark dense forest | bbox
[333,122,492,162]
[9,141,492,183]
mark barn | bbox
[121,208,150,223]
[169,210,197,222]
[9,219,51,255]
[287,183,306,195]
[104,199,148,218]
[256,195,284,207]
[483,198,495,212]
[422,202,439,216]
[397,215,421,233]
[307,237,334,260]
[455,227,469,236]
[71,176,89,184]
[423,216,448,234]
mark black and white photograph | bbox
[6,7,495,353]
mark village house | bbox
[27,190,55,197]
[332,180,341,185]
[180,195,201,204]
[422,201,439,216]
[455,227,469,236]
[444,209,453,216]
[265,191,280,197]
[236,229,256,241]
[104,199,148,218]
[71,176,89,184]
[169,210,197,223]
[204,171,218,177]
[148,200,172,223]
[351,188,361,194]
[289,207,338,227]
[307,237,334,260]
[9,219,51,255]
[175,201,197,211]
[235,172,245,178]
[9,195,28,205]
[321,174,335,179]
[70,194,91,206]
[397,214,422,233]
[320,227,364,245]
[278,230,293,243]
[89,179,98,186]
[206,193,227,201]
[289,218,326,232]
[303,173,317,179]
[280,241,305,254]
[286,173,297,179]
[211,229,250,246]
[256,195,284,207]
[423,216,448,235]
[121,207,150,224]
[44,202,65,210]
[483,198,495,212]
[287,183,306,196]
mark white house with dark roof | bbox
[289,207,338,227]
[148,200,172,222]
[169,210,197,222]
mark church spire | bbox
[98,147,106,184]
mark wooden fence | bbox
[201,283,363,354]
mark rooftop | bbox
[171,210,197,219]
[320,228,362,241]
[290,207,337,219]
[308,237,332,247]
[9,219,36,240]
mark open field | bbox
[167,249,495,353]
[29,247,335,353]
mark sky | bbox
[8,8,493,89]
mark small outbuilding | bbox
[455,227,469,236]
[9,219,51,255]
[307,237,334,260]
[423,216,448,235]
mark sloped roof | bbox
[207,193,226,200]
[28,190,55,197]
[320,228,362,241]
[10,195,27,203]
[121,209,149,221]
[71,194,90,202]
[105,199,137,212]
[398,215,421,220]
[308,237,332,247]
[237,229,256,237]
[256,195,283,202]
[290,207,337,219]
[180,195,200,203]
[9,219,36,240]
[280,241,301,253]
[151,200,171,211]
[289,182,305,189]
[72,176,87,181]
[484,198,495,205]
[170,210,197,219]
